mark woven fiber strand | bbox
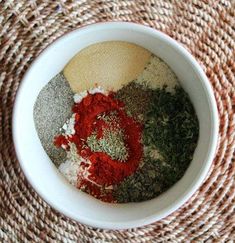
[0,0,235,242]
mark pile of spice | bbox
[33,73,73,166]
[54,82,199,203]
[54,87,143,202]
[115,85,199,202]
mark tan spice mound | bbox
[63,41,151,92]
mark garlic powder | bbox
[73,86,107,103]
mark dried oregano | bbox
[87,112,129,162]
[115,81,153,121]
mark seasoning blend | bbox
[34,41,199,203]
[55,82,199,203]
[54,87,143,202]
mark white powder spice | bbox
[136,55,179,92]
[73,86,107,103]
[59,143,101,187]
[59,159,79,186]
[59,144,87,186]
[88,86,107,95]
[62,114,76,135]
[73,90,88,103]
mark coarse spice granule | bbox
[54,81,199,203]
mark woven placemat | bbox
[0,1,234,242]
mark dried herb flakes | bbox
[115,85,199,203]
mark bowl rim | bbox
[12,21,219,229]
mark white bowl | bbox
[13,22,219,229]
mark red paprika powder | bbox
[55,92,143,202]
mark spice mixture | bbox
[34,50,199,203]
[54,82,199,203]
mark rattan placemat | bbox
[0,1,234,242]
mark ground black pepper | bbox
[34,73,73,166]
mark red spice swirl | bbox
[55,92,143,187]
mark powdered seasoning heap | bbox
[54,88,143,202]
[34,45,198,203]
[54,82,198,203]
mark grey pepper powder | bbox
[33,73,73,166]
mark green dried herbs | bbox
[114,158,164,202]
[144,86,199,178]
[87,129,129,162]
[115,81,153,121]
[87,112,129,162]
[114,85,199,202]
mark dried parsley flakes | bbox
[114,85,199,203]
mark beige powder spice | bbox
[136,55,179,92]
[63,41,151,93]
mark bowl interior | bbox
[13,22,218,229]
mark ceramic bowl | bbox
[13,22,219,229]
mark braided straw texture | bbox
[0,0,235,242]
